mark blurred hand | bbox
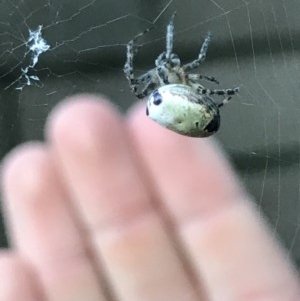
[1,94,299,301]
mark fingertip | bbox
[1,143,48,200]
[45,94,121,145]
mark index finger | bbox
[127,102,300,300]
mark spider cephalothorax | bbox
[124,13,239,137]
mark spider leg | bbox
[157,65,170,84]
[124,25,155,95]
[131,70,158,98]
[136,80,157,99]
[195,85,239,97]
[136,70,154,85]
[187,73,219,85]
[208,87,239,96]
[216,96,232,108]
[165,12,176,60]
[183,32,211,72]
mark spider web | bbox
[1,0,300,268]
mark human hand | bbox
[0,94,299,301]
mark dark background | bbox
[1,0,300,267]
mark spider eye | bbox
[152,91,163,105]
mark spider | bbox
[124,13,239,137]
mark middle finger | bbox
[47,95,202,301]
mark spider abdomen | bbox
[147,84,220,137]
[125,14,239,137]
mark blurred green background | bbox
[1,0,300,267]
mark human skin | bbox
[0,94,299,301]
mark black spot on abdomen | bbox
[152,90,162,105]
[204,112,220,134]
